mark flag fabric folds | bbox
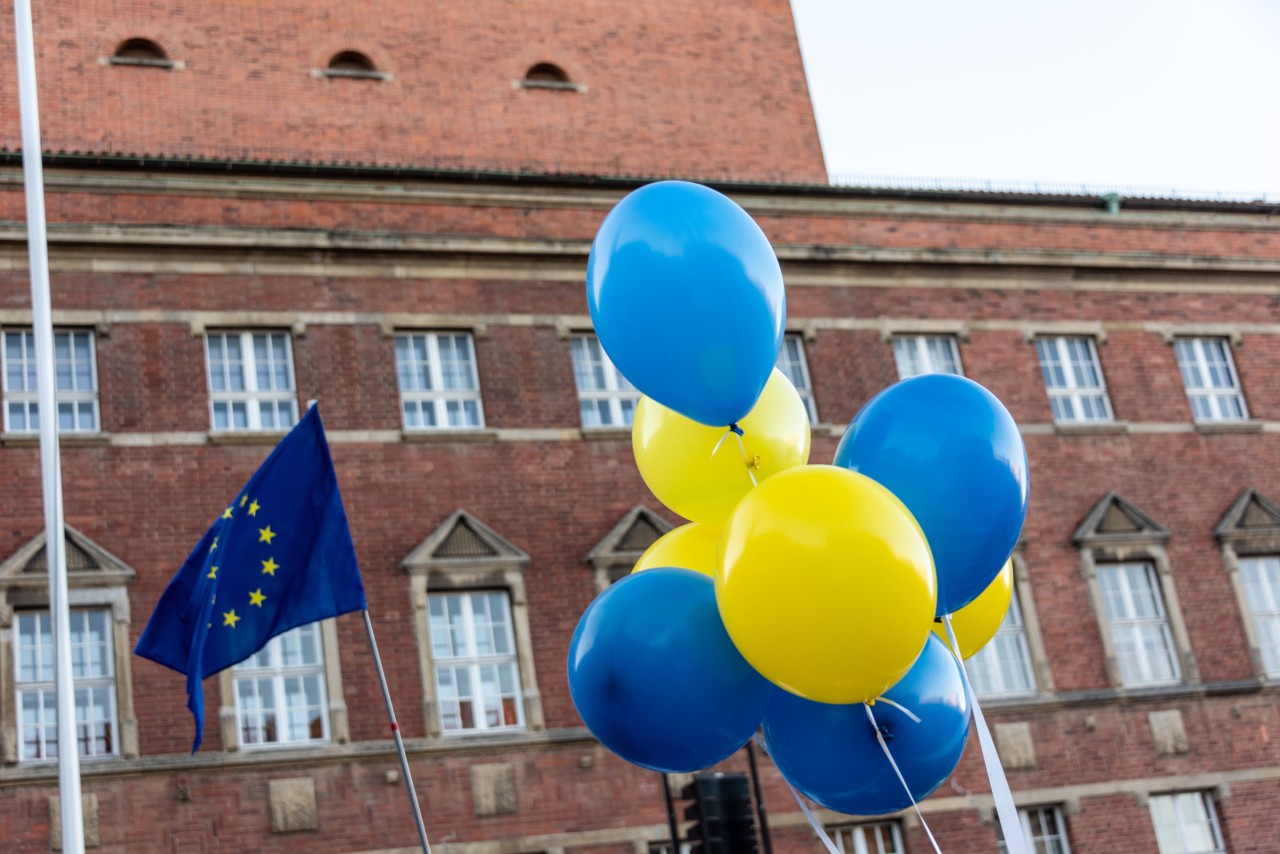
[135,405,367,751]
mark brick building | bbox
[2,2,1280,852]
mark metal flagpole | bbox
[12,1,86,851]
[362,609,432,854]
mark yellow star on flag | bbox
[211,536,218,552]
[258,525,275,544]
[240,495,248,507]
[261,557,279,576]
[223,610,240,628]
[248,500,261,517]
[221,507,233,520]
[249,589,266,607]
[207,565,218,579]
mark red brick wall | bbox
[0,0,827,184]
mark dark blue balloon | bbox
[567,568,775,773]
[833,374,1029,615]
[761,635,970,816]
[586,181,786,427]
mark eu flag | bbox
[135,405,367,751]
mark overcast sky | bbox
[790,0,1280,199]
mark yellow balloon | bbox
[632,523,720,576]
[632,369,811,524]
[716,465,937,704]
[933,559,1013,660]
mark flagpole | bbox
[12,1,86,852]
[362,609,432,854]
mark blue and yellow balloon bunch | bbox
[567,181,1029,816]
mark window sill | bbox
[1194,419,1263,434]
[208,430,289,446]
[580,427,632,441]
[0,432,111,447]
[1052,420,1130,436]
[402,428,498,444]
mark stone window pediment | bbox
[1215,489,1280,554]
[1073,492,1169,559]
[585,506,672,591]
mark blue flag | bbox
[135,406,367,751]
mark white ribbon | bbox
[710,426,759,487]
[863,703,943,854]
[943,615,1031,854]
[755,735,841,854]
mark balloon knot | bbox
[749,453,762,470]
[728,422,744,436]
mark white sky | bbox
[790,0,1280,199]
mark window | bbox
[829,822,903,854]
[15,610,118,762]
[1175,338,1247,422]
[2,329,99,433]
[521,62,578,90]
[966,586,1037,697]
[571,335,637,429]
[232,624,329,747]
[322,50,385,80]
[1035,336,1113,422]
[205,331,298,431]
[428,592,524,733]
[1149,792,1226,854]
[777,334,819,423]
[403,510,544,739]
[1097,562,1181,687]
[109,38,173,68]
[395,332,485,430]
[1238,556,1280,677]
[893,334,963,379]
[998,805,1072,853]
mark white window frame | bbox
[1238,555,1280,678]
[829,822,903,854]
[777,333,819,424]
[231,623,331,749]
[1148,791,1226,854]
[999,805,1072,853]
[1175,337,1248,423]
[966,584,1037,698]
[571,334,638,429]
[427,590,526,735]
[14,609,119,763]
[205,330,298,432]
[1035,336,1114,423]
[892,334,964,380]
[2,328,100,434]
[395,331,485,431]
[1096,562,1182,687]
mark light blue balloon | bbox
[586,181,786,427]
[762,635,970,816]
[567,568,775,773]
[834,374,1029,615]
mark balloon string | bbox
[862,703,943,854]
[942,615,1031,854]
[871,695,921,723]
[754,736,841,854]
[709,426,760,488]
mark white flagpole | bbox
[12,2,86,852]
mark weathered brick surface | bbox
[0,0,827,184]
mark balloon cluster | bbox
[568,181,1030,816]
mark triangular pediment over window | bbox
[585,506,673,571]
[402,510,528,574]
[1073,492,1169,546]
[1215,489,1280,550]
[0,525,136,593]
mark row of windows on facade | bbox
[0,329,1251,435]
[108,37,577,88]
[15,537,1280,762]
[656,792,1224,854]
